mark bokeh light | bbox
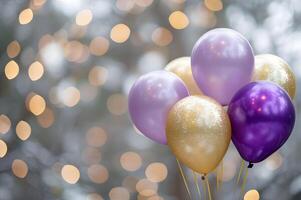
[145,162,168,183]
[88,66,108,86]
[151,27,173,46]
[205,0,223,12]
[37,107,55,128]
[7,40,21,58]
[61,86,81,107]
[107,94,127,115]
[28,61,44,81]
[89,37,110,56]
[76,9,93,26]
[169,11,189,30]
[12,159,28,178]
[19,8,33,25]
[61,164,80,184]
[244,189,260,200]
[136,179,158,196]
[29,94,46,116]
[5,60,19,80]
[0,140,8,158]
[87,164,109,184]
[109,187,130,200]
[120,152,142,171]
[110,24,131,43]
[0,114,11,134]
[16,120,31,141]
[86,127,107,147]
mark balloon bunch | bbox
[128,28,296,195]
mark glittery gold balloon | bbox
[165,57,202,95]
[166,96,231,174]
[253,54,296,99]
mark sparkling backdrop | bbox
[0,0,300,200]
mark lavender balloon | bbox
[191,28,254,105]
[228,81,295,164]
[128,71,189,144]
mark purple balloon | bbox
[191,28,254,105]
[228,81,295,163]
[128,71,189,144]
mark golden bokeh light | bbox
[87,193,104,200]
[0,139,8,158]
[82,147,102,165]
[136,179,158,196]
[244,189,260,200]
[87,164,109,184]
[89,37,110,56]
[7,40,21,58]
[151,27,173,46]
[12,159,28,178]
[5,60,19,80]
[29,94,46,116]
[169,11,189,30]
[61,164,80,184]
[37,107,55,128]
[28,61,44,81]
[86,127,107,147]
[110,24,131,43]
[16,120,31,141]
[76,9,93,26]
[19,8,33,25]
[88,66,108,86]
[204,0,223,12]
[107,94,127,115]
[62,86,81,107]
[120,152,142,172]
[109,187,130,200]
[145,162,168,183]
[0,114,11,134]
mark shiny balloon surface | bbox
[165,57,202,95]
[166,95,231,174]
[253,54,296,99]
[128,70,189,144]
[228,81,295,163]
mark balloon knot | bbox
[201,174,206,180]
[247,162,254,168]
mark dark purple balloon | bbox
[228,81,295,163]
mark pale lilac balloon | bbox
[191,28,254,105]
[128,71,189,144]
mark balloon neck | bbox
[247,162,254,168]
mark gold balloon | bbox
[165,57,202,95]
[166,96,231,174]
[253,54,296,99]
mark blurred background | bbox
[0,0,300,199]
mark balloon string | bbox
[236,160,245,184]
[241,167,249,196]
[206,176,212,200]
[220,160,224,190]
[176,159,192,200]
[201,175,207,200]
[193,171,202,200]
[216,168,219,191]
